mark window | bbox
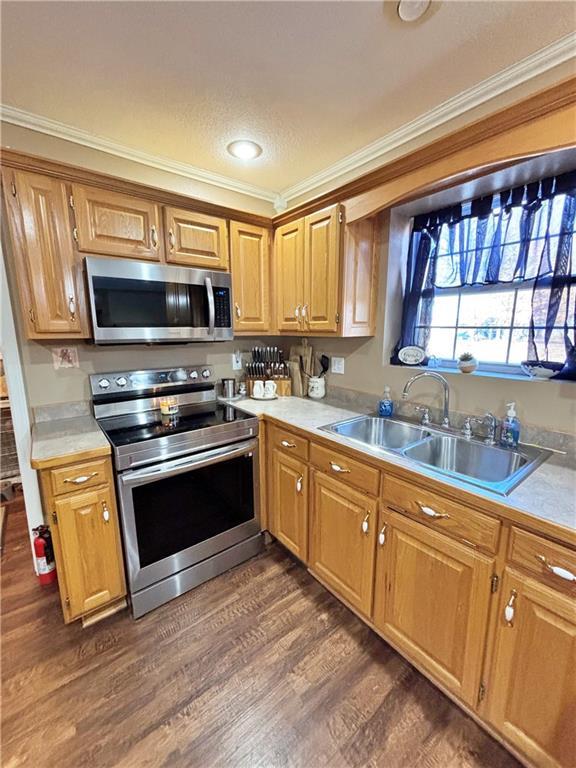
[397,170,576,374]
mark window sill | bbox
[398,365,559,383]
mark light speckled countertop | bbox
[31,416,111,468]
[233,397,576,538]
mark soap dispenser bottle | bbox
[378,386,394,418]
[500,402,520,448]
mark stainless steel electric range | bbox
[90,366,262,618]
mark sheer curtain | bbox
[396,170,576,371]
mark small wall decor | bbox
[398,345,426,365]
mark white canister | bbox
[308,376,326,399]
[264,380,277,398]
[252,380,265,398]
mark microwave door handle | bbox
[205,276,215,336]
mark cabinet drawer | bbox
[382,475,500,552]
[269,425,308,461]
[49,458,110,497]
[310,442,380,496]
[509,527,576,592]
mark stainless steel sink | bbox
[320,414,551,495]
[321,416,429,451]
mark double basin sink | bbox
[320,415,550,495]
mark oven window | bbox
[132,454,254,567]
[93,276,209,328]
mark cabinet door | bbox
[271,449,308,562]
[373,511,494,705]
[72,184,163,260]
[274,219,305,332]
[230,221,270,332]
[3,170,86,336]
[340,217,379,337]
[165,207,229,269]
[54,487,126,619]
[303,205,341,334]
[310,471,377,615]
[486,569,576,768]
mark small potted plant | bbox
[458,352,478,374]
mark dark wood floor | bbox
[1,501,520,768]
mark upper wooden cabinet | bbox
[274,218,305,332]
[164,207,229,270]
[373,510,494,706]
[486,568,576,768]
[72,185,163,260]
[230,221,271,333]
[2,170,89,338]
[303,206,341,333]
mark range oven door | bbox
[85,256,233,343]
[117,439,259,594]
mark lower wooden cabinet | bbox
[372,510,494,705]
[270,448,308,562]
[309,471,377,615]
[485,568,576,768]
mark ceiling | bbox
[1,1,574,204]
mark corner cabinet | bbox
[230,221,271,332]
[2,169,89,338]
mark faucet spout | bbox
[402,372,451,427]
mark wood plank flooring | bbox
[1,501,520,768]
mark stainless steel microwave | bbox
[85,257,233,344]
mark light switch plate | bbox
[52,347,79,370]
[331,356,345,374]
[232,351,243,371]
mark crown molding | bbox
[0,104,279,205]
[279,33,576,207]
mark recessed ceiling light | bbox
[227,140,262,160]
[397,0,431,22]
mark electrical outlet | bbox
[232,351,243,371]
[331,356,345,374]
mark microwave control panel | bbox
[214,287,232,328]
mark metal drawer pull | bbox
[361,511,371,534]
[330,462,351,474]
[281,440,296,448]
[296,475,303,493]
[417,502,449,519]
[102,501,110,523]
[63,471,98,485]
[168,228,175,250]
[68,295,76,320]
[378,524,387,547]
[151,224,159,247]
[235,302,241,318]
[536,555,576,582]
[504,589,517,626]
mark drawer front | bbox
[269,425,309,461]
[382,475,500,552]
[49,458,111,497]
[310,442,380,497]
[509,527,576,592]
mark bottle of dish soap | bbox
[500,402,520,448]
[378,386,394,418]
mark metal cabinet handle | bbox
[361,511,371,535]
[536,555,576,583]
[296,475,303,494]
[417,502,449,520]
[68,295,76,321]
[102,501,110,523]
[168,228,175,250]
[151,224,158,248]
[235,302,242,319]
[294,305,301,320]
[63,471,98,485]
[378,524,387,547]
[281,440,296,448]
[330,462,351,474]
[504,589,517,626]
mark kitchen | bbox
[1,2,575,767]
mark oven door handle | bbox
[205,276,215,336]
[120,439,258,488]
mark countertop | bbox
[31,415,111,469]
[233,397,576,538]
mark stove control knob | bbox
[98,378,111,390]
[189,370,198,380]
[116,376,128,388]
[202,368,211,379]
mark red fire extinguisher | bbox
[32,525,57,586]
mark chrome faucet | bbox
[471,412,499,445]
[402,372,451,427]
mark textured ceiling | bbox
[1,1,574,193]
